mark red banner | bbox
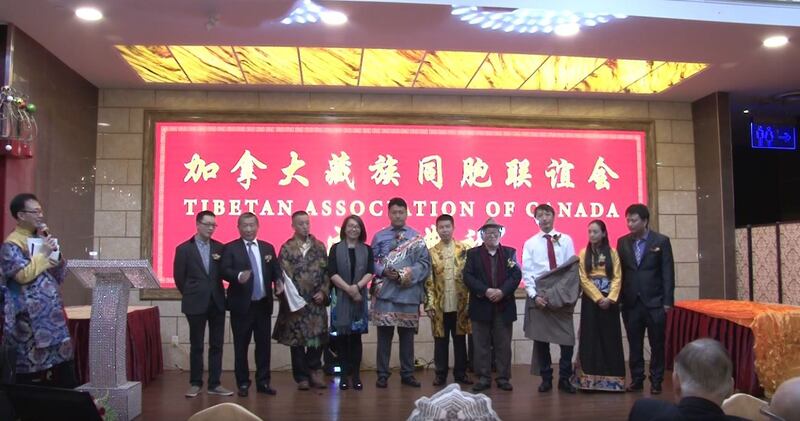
[153,122,647,287]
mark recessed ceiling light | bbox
[763,35,788,48]
[554,23,580,36]
[75,7,103,21]
[743,109,750,114]
[97,122,110,126]
[320,10,347,25]
[281,0,347,26]
[451,7,623,35]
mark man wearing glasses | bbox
[174,210,233,397]
[463,218,521,392]
[0,193,75,387]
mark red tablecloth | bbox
[666,303,762,396]
[0,305,163,386]
[66,305,163,386]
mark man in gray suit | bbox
[617,204,675,395]
[173,210,233,397]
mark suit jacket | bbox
[463,245,521,323]
[173,236,225,315]
[617,230,675,309]
[628,397,750,421]
[221,238,281,315]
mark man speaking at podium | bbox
[0,193,75,388]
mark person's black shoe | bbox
[433,375,447,386]
[472,382,491,392]
[401,376,421,387]
[237,386,249,397]
[256,384,277,395]
[455,376,474,385]
[558,378,576,394]
[497,381,513,391]
[538,379,553,393]
[627,381,644,392]
[651,383,662,395]
[339,379,349,390]
[353,377,363,390]
[376,376,388,388]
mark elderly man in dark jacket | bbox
[463,218,521,392]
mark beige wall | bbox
[94,89,698,372]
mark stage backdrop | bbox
[152,122,647,288]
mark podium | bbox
[67,259,160,421]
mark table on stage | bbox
[66,305,163,386]
[0,305,163,386]
[666,299,800,397]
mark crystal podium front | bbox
[67,260,160,421]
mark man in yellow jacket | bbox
[424,214,472,386]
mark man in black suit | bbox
[617,204,675,395]
[463,218,521,393]
[173,210,233,398]
[628,339,747,421]
[221,212,283,397]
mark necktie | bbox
[247,242,265,300]
[543,234,557,270]
[634,239,645,266]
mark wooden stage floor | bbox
[140,366,675,420]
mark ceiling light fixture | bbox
[451,6,624,35]
[763,35,788,48]
[75,6,103,21]
[281,0,347,25]
[554,23,580,36]
[743,109,750,114]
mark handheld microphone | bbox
[37,223,58,252]
[37,223,50,237]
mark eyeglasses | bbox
[483,231,501,238]
[198,222,218,228]
[20,209,43,215]
[760,405,786,421]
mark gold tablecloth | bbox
[676,300,800,396]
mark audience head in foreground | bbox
[628,338,745,421]
[672,338,734,405]
[765,376,800,421]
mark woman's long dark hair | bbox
[584,219,614,279]
[340,214,367,243]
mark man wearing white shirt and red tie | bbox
[521,204,577,394]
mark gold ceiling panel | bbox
[624,62,707,94]
[116,45,190,83]
[359,49,425,87]
[574,59,661,93]
[299,48,362,86]
[415,51,488,88]
[234,46,301,85]
[115,44,708,94]
[521,56,606,91]
[169,46,245,84]
[469,53,549,90]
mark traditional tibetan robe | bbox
[273,235,330,348]
[523,256,580,373]
[370,225,431,329]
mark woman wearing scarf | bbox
[327,215,374,390]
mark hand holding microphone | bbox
[36,222,60,260]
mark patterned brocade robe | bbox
[424,241,471,338]
[273,235,330,348]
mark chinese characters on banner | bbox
[154,123,647,287]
